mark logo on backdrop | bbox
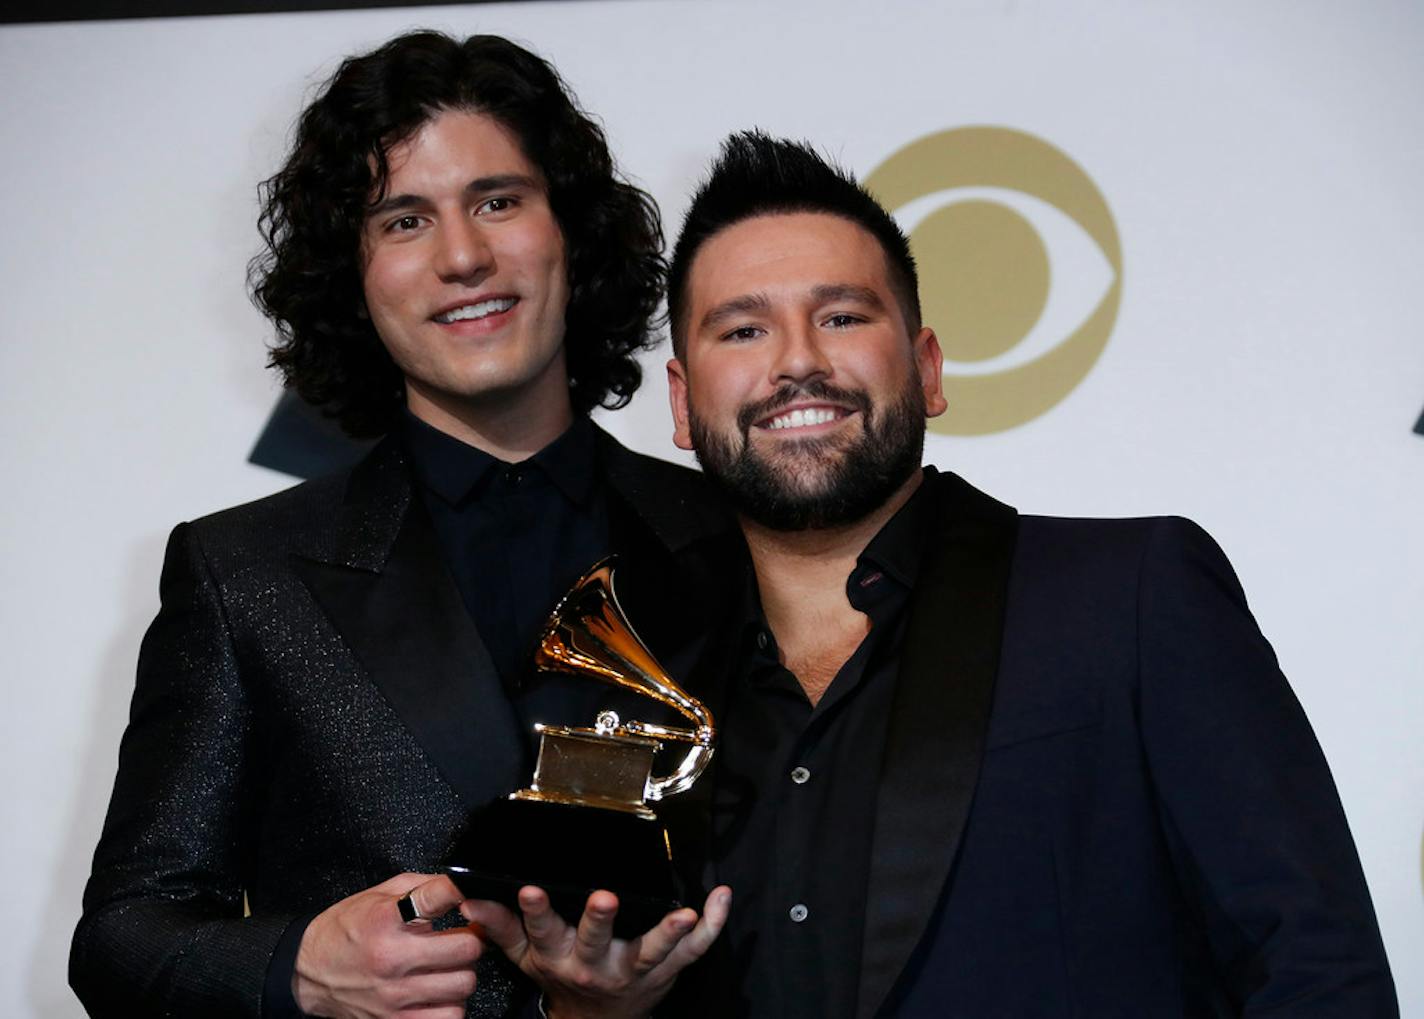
[865,127,1122,435]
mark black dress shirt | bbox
[402,410,612,694]
[711,474,934,1019]
[263,413,613,1017]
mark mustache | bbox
[735,380,872,434]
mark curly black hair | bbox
[668,131,920,359]
[249,31,665,437]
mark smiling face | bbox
[668,212,948,531]
[360,108,572,444]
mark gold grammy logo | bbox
[865,127,1123,435]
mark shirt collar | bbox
[399,410,599,508]
[853,466,936,593]
[735,466,937,663]
[528,414,599,505]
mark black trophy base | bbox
[442,797,682,939]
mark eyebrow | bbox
[699,292,772,332]
[810,283,887,310]
[366,173,541,220]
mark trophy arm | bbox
[621,721,716,801]
[644,733,715,801]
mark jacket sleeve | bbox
[1136,517,1398,1016]
[70,522,297,1017]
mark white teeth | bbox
[434,297,517,323]
[766,407,840,430]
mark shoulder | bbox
[1017,513,1229,566]
[1017,512,1211,554]
[178,437,407,569]
[1011,512,1246,611]
[925,474,1234,588]
[597,429,707,495]
[183,471,349,554]
[595,427,733,547]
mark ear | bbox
[667,357,695,450]
[914,327,948,419]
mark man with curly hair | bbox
[71,31,731,1019]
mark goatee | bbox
[689,377,926,531]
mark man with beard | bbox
[661,132,1397,1017]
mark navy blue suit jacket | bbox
[673,470,1396,1017]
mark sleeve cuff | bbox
[262,912,317,1018]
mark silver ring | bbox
[397,892,429,925]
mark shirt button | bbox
[789,903,809,923]
[756,630,770,651]
[505,468,524,484]
[790,766,810,785]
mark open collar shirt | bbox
[711,472,935,1019]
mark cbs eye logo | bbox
[865,127,1122,435]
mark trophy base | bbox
[509,786,657,819]
[442,797,683,940]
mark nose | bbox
[434,216,493,282]
[770,321,833,387]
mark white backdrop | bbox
[2,1,1421,1014]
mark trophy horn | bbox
[532,557,714,801]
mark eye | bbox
[477,196,518,215]
[823,313,863,329]
[388,214,423,233]
[720,324,763,343]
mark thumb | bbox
[461,898,529,960]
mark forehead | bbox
[686,212,894,310]
[381,108,539,191]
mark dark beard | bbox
[689,377,927,531]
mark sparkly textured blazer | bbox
[69,428,736,1018]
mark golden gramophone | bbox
[443,558,715,935]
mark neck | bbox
[742,468,923,647]
[405,377,575,462]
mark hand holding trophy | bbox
[443,557,716,938]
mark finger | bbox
[401,924,485,971]
[515,885,570,952]
[702,885,732,933]
[630,906,698,974]
[653,886,732,976]
[394,965,480,1007]
[401,875,466,925]
[461,898,528,961]
[572,890,620,963]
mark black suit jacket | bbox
[70,428,736,1018]
[678,470,1396,1018]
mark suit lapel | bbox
[856,472,1019,1019]
[290,438,523,812]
